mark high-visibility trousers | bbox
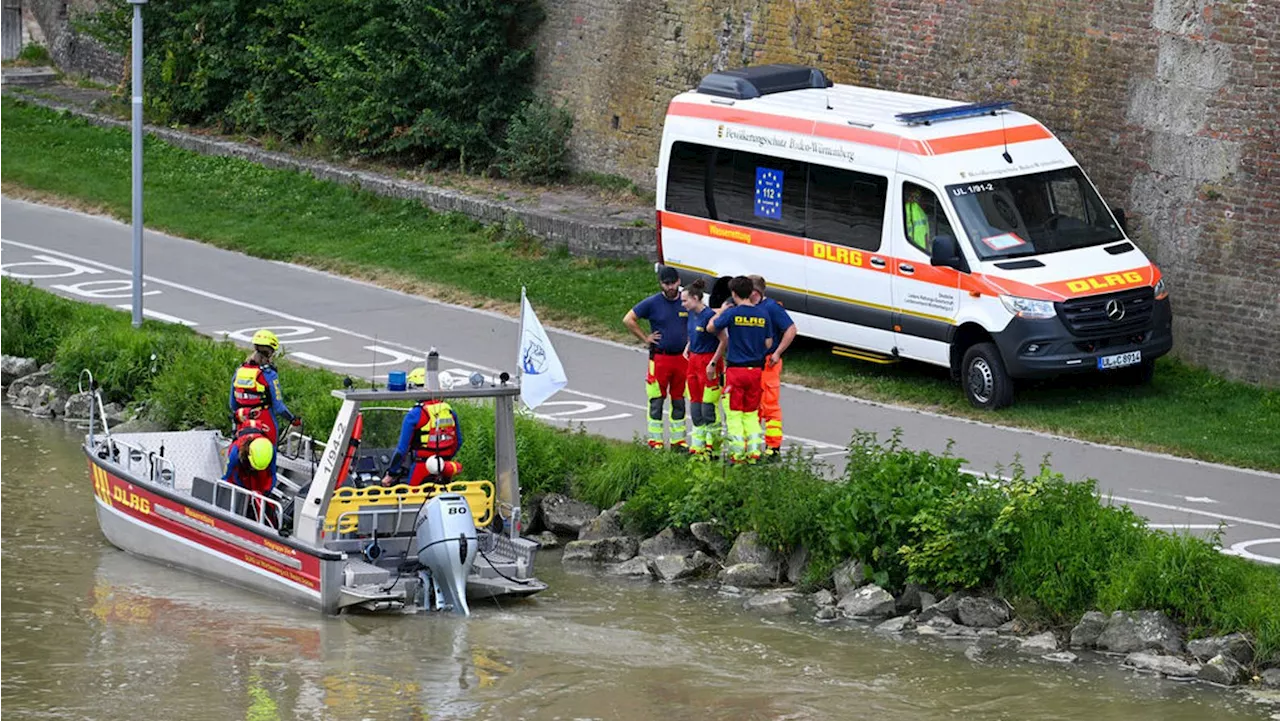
[645,352,688,447]
[761,357,783,451]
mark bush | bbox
[1,279,95,362]
[495,96,574,182]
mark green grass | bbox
[3,96,1278,471]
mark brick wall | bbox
[27,0,123,84]
[533,0,1279,385]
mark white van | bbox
[655,64,1173,409]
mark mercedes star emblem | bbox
[1105,299,1126,322]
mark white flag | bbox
[518,290,568,409]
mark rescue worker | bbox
[229,329,299,444]
[623,265,689,450]
[681,278,723,457]
[905,185,932,253]
[380,390,465,487]
[707,276,772,464]
[223,419,279,526]
[748,275,797,459]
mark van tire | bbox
[961,343,1014,410]
[1118,359,1156,386]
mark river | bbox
[1,407,1272,720]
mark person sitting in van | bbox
[905,185,933,253]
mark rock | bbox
[917,591,937,611]
[895,583,925,614]
[1070,611,1109,648]
[1018,632,1059,654]
[578,502,625,541]
[811,589,836,608]
[1261,668,1280,689]
[718,563,779,588]
[1096,611,1184,655]
[561,537,638,564]
[918,591,972,623]
[724,532,784,582]
[815,606,838,621]
[40,362,54,373]
[1123,652,1200,678]
[1,356,39,386]
[64,391,95,420]
[102,402,127,425]
[1187,633,1254,665]
[530,531,560,549]
[111,417,167,434]
[1197,654,1248,686]
[689,522,732,558]
[10,384,41,409]
[785,545,809,585]
[997,618,1031,636]
[837,584,896,619]
[6,368,53,403]
[540,494,600,536]
[964,645,984,662]
[653,551,714,582]
[605,557,653,578]
[1043,652,1079,664]
[831,560,866,599]
[875,615,917,634]
[957,597,1011,628]
[743,590,797,616]
[639,527,702,558]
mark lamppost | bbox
[129,0,146,328]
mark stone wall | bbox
[26,0,122,84]
[532,0,1279,385]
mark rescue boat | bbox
[82,360,546,615]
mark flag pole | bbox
[516,286,526,386]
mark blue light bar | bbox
[894,101,1015,126]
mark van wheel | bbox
[962,343,1014,410]
[1118,359,1156,386]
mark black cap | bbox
[658,265,679,284]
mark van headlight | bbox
[1154,277,1168,300]
[1000,295,1057,320]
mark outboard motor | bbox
[414,494,477,615]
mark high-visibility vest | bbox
[412,400,458,459]
[232,363,269,409]
[906,201,930,250]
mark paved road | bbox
[3,197,1277,563]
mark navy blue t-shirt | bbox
[758,297,795,346]
[709,305,772,365]
[632,292,688,354]
[687,306,719,355]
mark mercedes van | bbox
[655,64,1173,409]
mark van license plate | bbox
[1098,351,1141,370]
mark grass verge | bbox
[2,96,1277,470]
[5,277,1278,665]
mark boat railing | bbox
[95,436,179,489]
[192,475,285,529]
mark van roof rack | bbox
[696,64,833,100]
[894,100,1014,126]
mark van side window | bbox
[902,182,954,255]
[807,164,887,251]
[711,149,807,236]
[664,141,714,218]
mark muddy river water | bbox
[2,407,1273,720]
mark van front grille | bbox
[1056,287,1154,337]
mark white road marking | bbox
[1108,495,1280,531]
[1183,496,1218,504]
[1220,538,1280,565]
[113,305,198,326]
[1147,524,1230,530]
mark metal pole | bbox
[130,0,146,328]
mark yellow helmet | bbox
[251,329,280,352]
[407,367,426,387]
[247,437,274,471]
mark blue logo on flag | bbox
[754,167,783,220]
[522,340,548,375]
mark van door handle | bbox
[899,263,916,275]
[870,257,887,269]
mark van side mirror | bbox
[1112,207,1128,234]
[930,234,967,272]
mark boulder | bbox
[837,584,896,619]
[689,522,732,558]
[1070,611,1109,648]
[64,391,95,420]
[606,557,654,578]
[875,615,917,634]
[1096,611,1183,655]
[653,551,714,582]
[785,546,809,585]
[530,531,560,549]
[561,537,638,564]
[1187,633,1253,665]
[743,590,797,616]
[1043,652,1079,664]
[957,597,1011,628]
[997,618,1031,636]
[540,494,600,536]
[1,356,39,386]
[811,589,836,608]
[1018,632,1059,654]
[831,560,866,599]
[918,591,973,624]
[578,502,625,541]
[102,402,127,425]
[724,532,784,582]
[815,606,838,621]
[639,526,703,558]
[917,591,937,611]
[1122,652,1200,678]
[30,385,68,418]
[6,368,53,403]
[1197,654,1248,686]
[111,417,167,434]
[1261,668,1280,689]
[718,563,778,588]
[895,583,926,614]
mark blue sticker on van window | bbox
[754,167,783,220]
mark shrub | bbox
[495,96,574,182]
[1,279,94,362]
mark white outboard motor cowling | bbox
[414,494,477,615]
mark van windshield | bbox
[946,167,1124,260]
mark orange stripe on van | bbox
[1042,266,1154,298]
[922,124,1054,155]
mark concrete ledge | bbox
[1,66,58,87]
[8,93,655,262]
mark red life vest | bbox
[232,362,269,410]
[411,400,458,459]
[228,422,274,493]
